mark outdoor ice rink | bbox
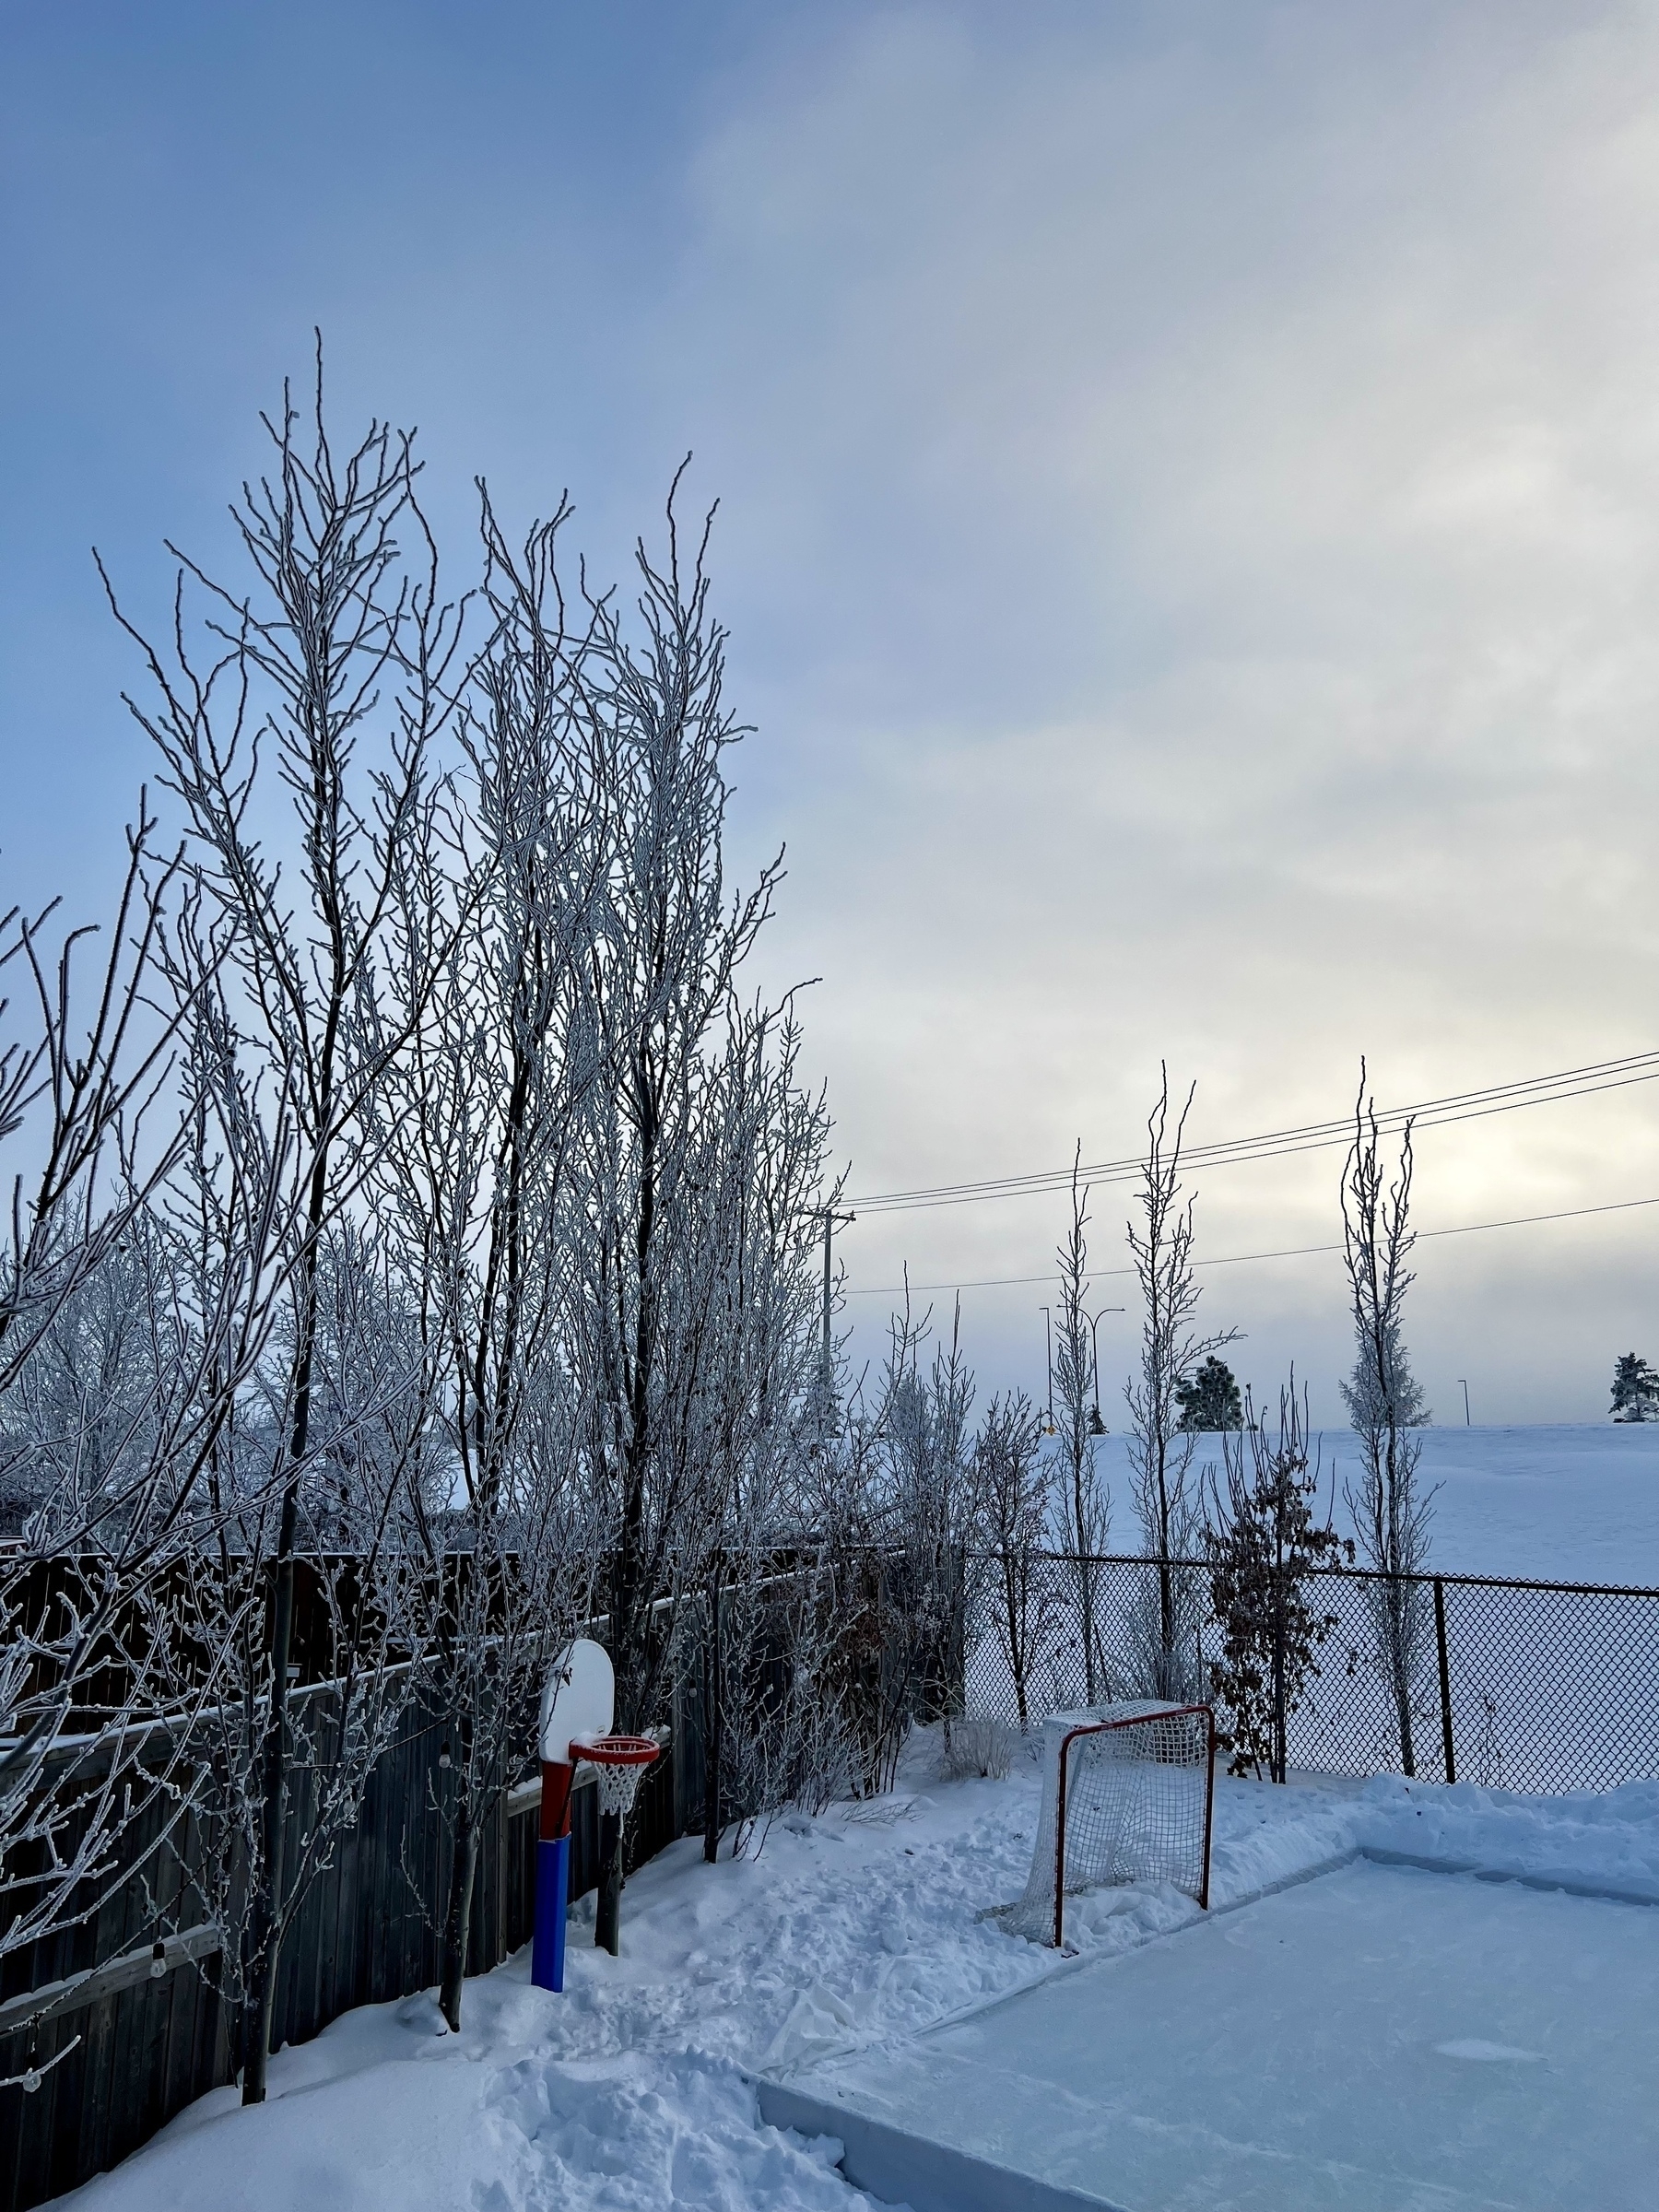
[761,1856,1659,2212]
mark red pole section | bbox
[1053,1725,1089,1949]
[540,1759,575,1841]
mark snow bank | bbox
[50,1743,1659,2212]
[1356,1772,1659,1902]
[1206,1768,1659,1912]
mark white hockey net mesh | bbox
[1005,1701,1214,1945]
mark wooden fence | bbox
[0,1682,691,2212]
[0,1546,887,2211]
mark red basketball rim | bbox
[571,1733,660,1767]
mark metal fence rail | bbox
[964,1553,1659,1794]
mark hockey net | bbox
[1004,1701,1216,1947]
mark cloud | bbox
[4,0,1656,1424]
[619,1,1659,1419]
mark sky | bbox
[3,0,1658,1425]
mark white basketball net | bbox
[591,1758,647,1822]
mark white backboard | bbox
[538,1637,615,1764]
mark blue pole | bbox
[532,1834,569,1993]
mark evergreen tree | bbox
[1177,1354,1243,1432]
[1610,1352,1659,1421]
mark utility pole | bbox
[1458,1379,1471,1428]
[1041,1306,1053,1431]
[815,1206,854,1394]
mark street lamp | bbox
[1086,1307,1125,1434]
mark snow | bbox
[1393,1422,1659,1583]
[48,1736,1659,2212]
[1359,1770,1659,1902]
[1104,1421,1659,1584]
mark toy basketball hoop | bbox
[532,1638,616,1994]
[572,1733,660,1823]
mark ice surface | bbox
[785,1859,1659,2210]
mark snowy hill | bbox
[1102,1422,1659,1584]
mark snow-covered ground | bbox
[1393,1422,1659,1583]
[1106,1422,1659,1584]
[53,1735,1659,2212]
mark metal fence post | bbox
[1432,1574,1455,1784]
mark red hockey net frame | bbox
[1051,1704,1218,1948]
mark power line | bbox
[850,1050,1659,1215]
[842,1190,1659,1298]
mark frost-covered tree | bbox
[1339,1070,1434,1778]
[164,1215,437,2081]
[0,806,195,1407]
[0,820,306,2068]
[566,475,789,1736]
[105,358,465,2099]
[379,487,608,2028]
[1124,1068,1236,1700]
[0,1189,278,2028]
[973,1390,1051,1729]
[880,1300,978,1753]
[1052,1151,1112,1700]
[815,1296,981,1794]
[675,1001,840,1861]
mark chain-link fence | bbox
[964,1552,1659,1794]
